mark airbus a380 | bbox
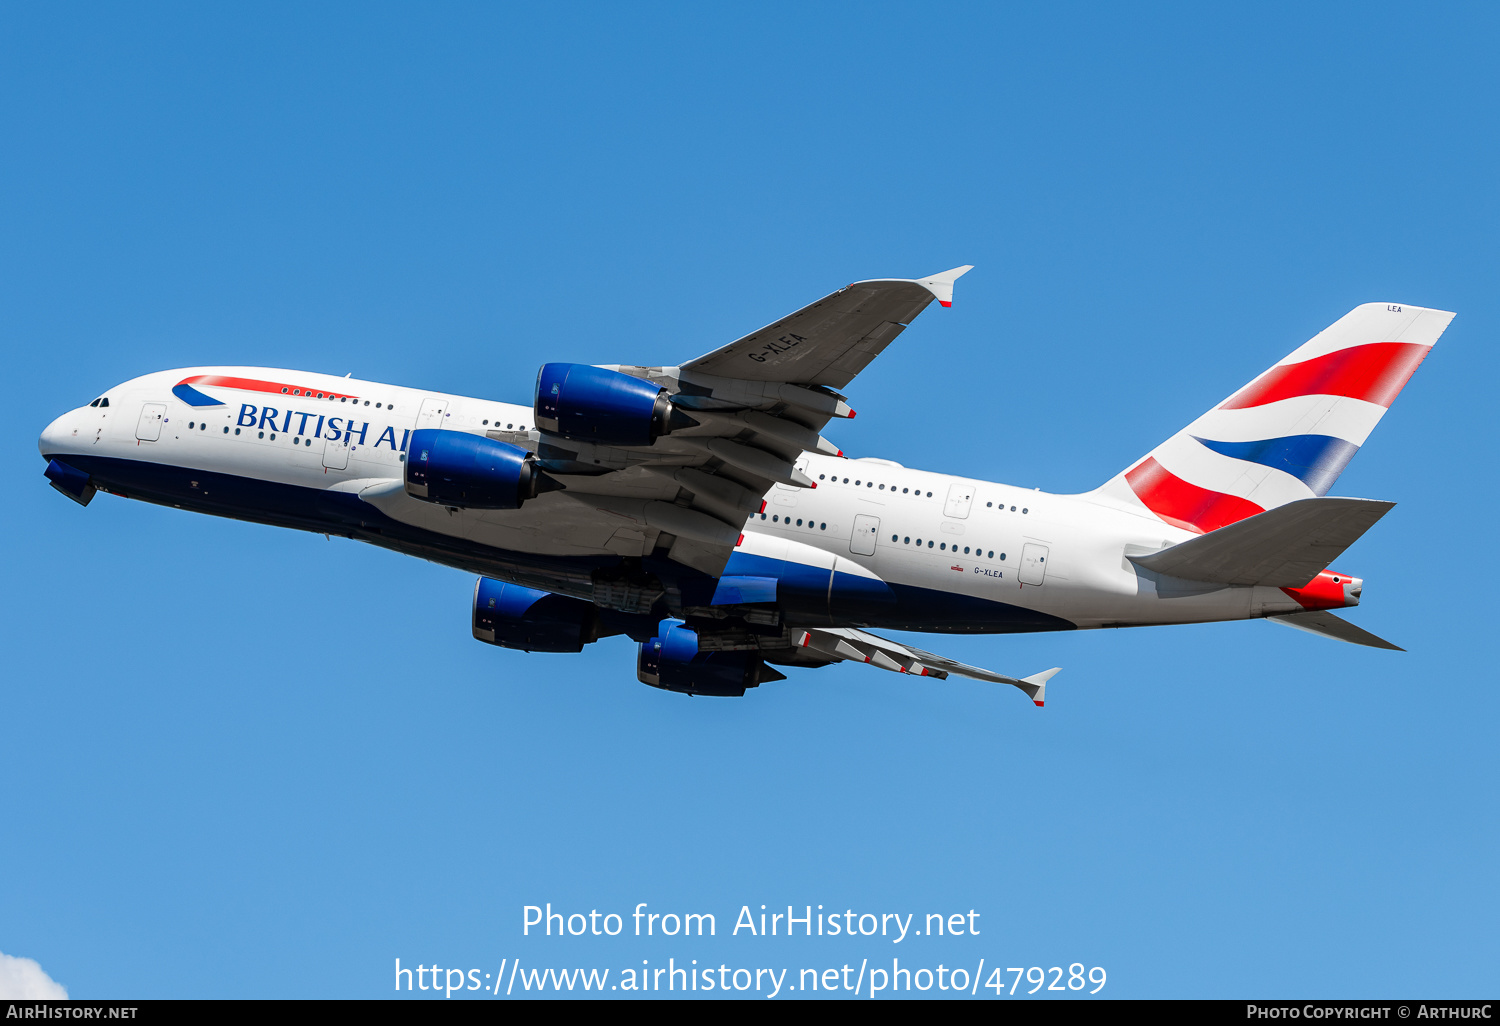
[37,268,1453,703]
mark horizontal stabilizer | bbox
[1268,609,1403,651]
[1129,496,1394,587]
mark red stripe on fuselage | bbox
[1221,342,1430,410]
[1124,457,1265,534]
[179,374,360,401]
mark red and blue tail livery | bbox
[1100,302,1451,535]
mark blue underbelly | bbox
[46,453,1076,635]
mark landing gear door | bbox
[943,483,974,519]
[1019,543,1049,586]
[850,514,880,556]
[135,403,165,442]
[416,398,449,431]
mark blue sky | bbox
[2,2,1496,999]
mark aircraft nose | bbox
[38,410,77,457]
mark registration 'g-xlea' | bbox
[38,268,1452,701]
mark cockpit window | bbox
[89,399,99,407]
[99,398,109,407]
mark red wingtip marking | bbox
[810,482,817,489]
[759,500,766,513]
[1034,700,1044,707]
[848,410,857,419]
[836,449,844,458]
[939,300,952,307]
[736,534,744,547]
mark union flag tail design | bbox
[1093,303,1454,534]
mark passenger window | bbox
[819,523,826,530]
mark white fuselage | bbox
[39,366,1334,634]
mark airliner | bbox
[37,268,1453,702]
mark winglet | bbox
[1017,667,1061,707]
[916,265,974,307]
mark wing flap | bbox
[1128,496,1394,587]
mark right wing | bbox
[794,626,1059,706]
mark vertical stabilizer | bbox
[1091,303,1453,533]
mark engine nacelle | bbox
[406,428,552,509]
[534,363,695,446]
[472,579,600,653]
[636,622,767,697]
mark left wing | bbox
[795,626,1059,706]
[490,266,975,579]
[679,266,973,389]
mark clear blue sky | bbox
[2,2,1496,999]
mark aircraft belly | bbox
[49,453,617,599]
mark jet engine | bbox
[636,621,775,697]
[534,363,696,446]
[472,579,600,653]
[405,428,556,509]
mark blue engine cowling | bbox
[406,428,554,509]
[636,621,766,697]
[534,363,695,446]
[472,579,600,653]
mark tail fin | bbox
[1092,303,1454,533]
